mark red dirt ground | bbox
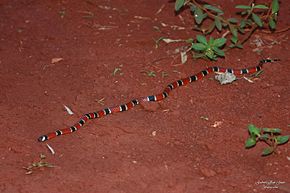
[0,0,289,193]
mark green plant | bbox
[191,35,226,60]
[170,0,281,61]
[245,124,289,156]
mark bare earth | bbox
[0,0,289,193]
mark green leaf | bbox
[228,18,238,23]
[269,17,276,29]
[271,0,279,14]
[214,17,222,31]
[212,47,225,57]
[253,4,269,9]
[262,128,281,134]
[240,19,246,29]
[175,0,185,11]
[231,35,238,44]
[194,8,207,24]
[229,25,238,37]
[196,35,207,45]
[190,5,197,13]
[203,4,224,14]
[213,38,226,47]
[276,135,289,145]
[191,43,207,51]
[208,37,214,45]
[262,147,274,156]
[252,13,263,27]
[245,137,256,148]
[248,124,260,137]
[241,10,249,15]
[235,5,252,10]
[260,134,270,140]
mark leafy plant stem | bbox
[224,25,258,51]
[190,0,231,28]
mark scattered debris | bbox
[200,167,217,177]
[63,105,74,115]
[79,10,95,18]
[155,4,165,15]
[59,10,66,19]
[51,58,63,64]
[134,16,151,20]
[178,15,185,25]
[180,46,192,64]
[96,97,105,105]
[211,121,223,128]
[46,144,55,155]
[95,24,118,30]
[161,71,168,78]
[98,5,111,10]
[141,70,156,77]
[252,36,264,47]
[243,76,254,83]
[200,116,209,121]
[161,38,184,44]
[180,51,187,64]
[112,64,123,76]
[162,109,170,113]
[23,154,54,175]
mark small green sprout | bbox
[245,124,289,156]
[191,35,226,60]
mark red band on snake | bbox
[38,59,276,142]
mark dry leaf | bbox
[63,105,74,115]
[51,58,63,64]
[181,51,187,64]
[162,38,183,44]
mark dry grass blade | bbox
[46,143,55,155]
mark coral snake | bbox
[38,59,277,142]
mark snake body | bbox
[38,59,275,142]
